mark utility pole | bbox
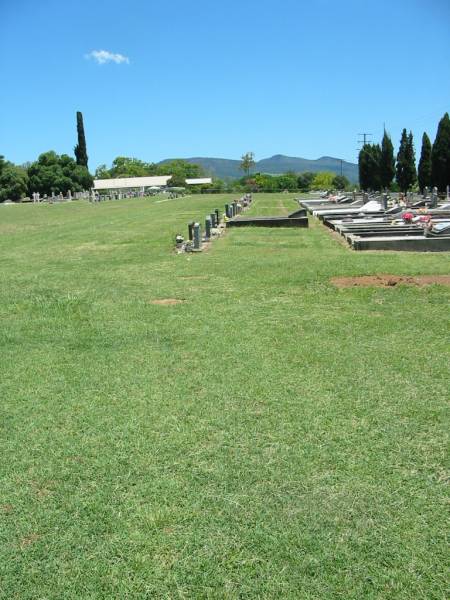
[358,133,372,147]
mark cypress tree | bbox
[406,131,417,189]
[396,129,416,192]
[358,144,371,190]
[74,111,88,168]
[417,132,432,192]
[359,143,381,190]
[431,112,450,192]
[379,130,395,190]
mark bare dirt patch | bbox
[20,534,39,548]
[331,275,450,288]
[151,298,185,305]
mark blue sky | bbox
[1,0,449,170]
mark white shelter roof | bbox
[93,176,172,190]
[185,178,212,185]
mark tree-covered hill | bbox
[159,154,359,182]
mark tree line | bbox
[94,157,205,187]
[358,112,450,193]
[0,112,205,200]
[0,111,92,201]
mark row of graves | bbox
[18,190,91,203]
[175,195,309,253]
[8,190,146,205]
[299,187,450,252]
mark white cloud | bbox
[85,50,130,65]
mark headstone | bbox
[36,192,40,202]
[210,212,216,228]
[430,190,438,208]
[68,189,72,201]
[188,221,194,241]
[225,204,231,218]
[205,216,212,240]
[215,209,220,224]
[382,193,388,210]
[447,185,449,199]
[423,186,429,199]
[193,223,201,250]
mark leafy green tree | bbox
[167,174,187,187]
[0,155,29,202]
[252,173,277,192]
[431,112,450,192]
[418,132,432,192]
[297,172,315,192]
[74,111,88,168]
[102,157,204,181]
[94,164,111,179]
[380,131,395,189]
[311,171,336,190]
[240,152,255,177]
[332,175,350,190]
[277,171,298,191]
[161,160,204,180]
[109,157,150,177]
[28,151,93,195]
[396,129,416,192]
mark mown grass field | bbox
[0,193,448,599]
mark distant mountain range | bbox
[159,154,358,182]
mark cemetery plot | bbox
[227,208,308,228]
[175,195,308,253]
[300,190,450,252]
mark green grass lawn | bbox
[0,194,448,599]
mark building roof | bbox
[185,178,212,185]
[93,176,172,190]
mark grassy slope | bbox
[0,194,448,599]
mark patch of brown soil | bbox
[331,275,450,288]
[151,298,185,305]
[20,534,39,548]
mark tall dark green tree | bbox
[406,131,417,189]
[417,132,432,192]
[431,112,450,192]
[396,129,416,192]
[358,143,381,190]
[74,111,88,168]
[379,130,395,189]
